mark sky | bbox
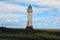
[0,0,60,29]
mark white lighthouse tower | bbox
[26,5,33,30]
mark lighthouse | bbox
[26,5,33,30]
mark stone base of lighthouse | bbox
[26,26,33,31]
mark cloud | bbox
[0,14,26,23]
[55,18,60,23]
[33,16,60,24]
[5,19,19,23]
[0,14,24,18]
[0,1,27,14]
[0,1,27,23]
[0,0,59,15]
[1,0,60,8]
[38,23,41,26]
[6,0,60,8]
